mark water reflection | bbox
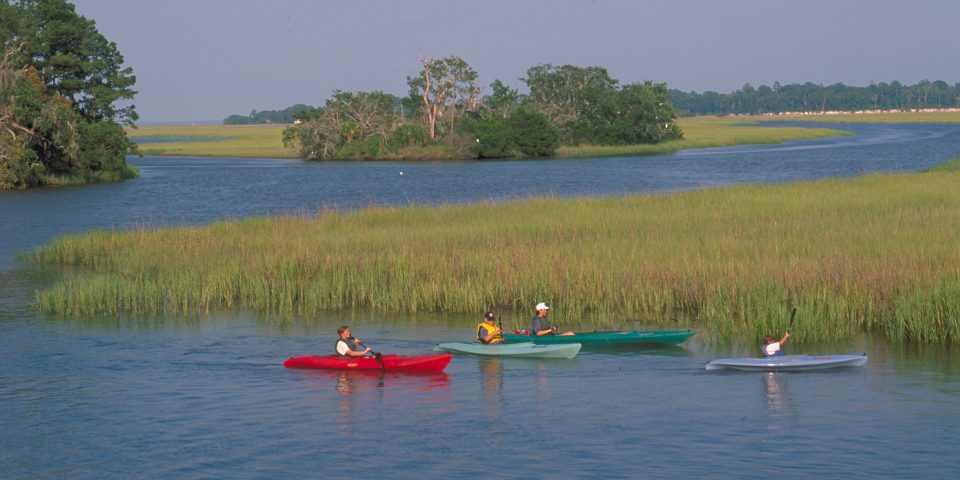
[479,358,504,420]
[763,372,791,412]
[289,369,452,435]
[295,369,451,396]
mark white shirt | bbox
[763,341,782,356]
[336,339,352,356]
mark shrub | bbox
[508,108,559,157]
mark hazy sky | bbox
[70,0,960,123]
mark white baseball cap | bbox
[535,302,550,311]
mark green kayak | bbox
[501,329,695,346]
[434,342,581,359]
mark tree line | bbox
[223,104,315,125]
[669,80,960,116]
[1,0,137,189]
[282,57,682,161]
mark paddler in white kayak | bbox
[762,330,791,357]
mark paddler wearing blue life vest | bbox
[762,330,791,357]
[477,310,503,344]
[531,302,574,336]
[336,325,371,357]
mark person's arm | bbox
[479,326,502,343]
[345,347,371,357]
[779,331,791,345]
[533,318,551,336]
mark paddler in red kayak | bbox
[531,302,574,336]
[336,325,372,357]
[477,310,504,344]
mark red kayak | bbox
[283,353,452,372]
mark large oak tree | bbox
[1,0,137,188]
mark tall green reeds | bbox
[28,164,960,343]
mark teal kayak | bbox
[501,329,694,346]
[434,342,581,359]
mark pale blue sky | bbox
[71,0,960,123]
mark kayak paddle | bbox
[353,337,385,370]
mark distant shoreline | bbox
[126,117,847,160]
[126,110,960,160]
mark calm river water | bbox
[2,123,959,479]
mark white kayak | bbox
[705,354,868,372]
[434,342,581,359]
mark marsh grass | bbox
[44,165,140,186]
[28,163,960,343]
[129,124,292,158]
[558,117,849,158]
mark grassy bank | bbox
[128,117,848,160]
[558,116,848,158]
[129,124,291,158]
[27,160,960,344]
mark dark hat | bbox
[484,311,496,320]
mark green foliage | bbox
[282,90,398,160]
[670,80,960,115]
[21,0,138,125]
[388,122,428,149]
[1,50,79,184]
[472,117,516,158]
[407,56,479,140]
[1,0,137,189]
[522,64,682,146]
[283,59,685,161]
[76,119,134,175]
[524,64,618,138]
[614,82,684,143]
[483,80,520,119]
[335,137,381,161]
[0,132,44,188]
[223,104,317,125]
[508,108,558,157]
